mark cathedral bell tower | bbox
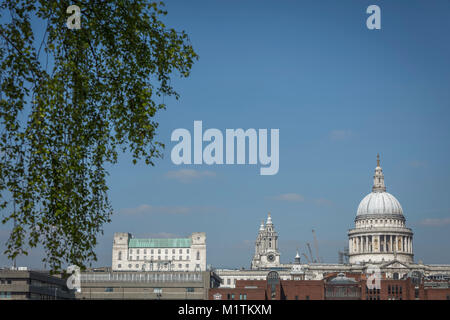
[251,213,281,270]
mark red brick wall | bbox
[423,288,450,300]
[209,287,266,300]
[280,280,324,300]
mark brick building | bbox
[209,271,450,300]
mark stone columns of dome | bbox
[374,235,379,252]
[410,237,413,253]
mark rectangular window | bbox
[186,288,194,293]
[231,294,235,300]
[153,288,162,294]
[179,256,182,260]
[104,287,113,292]
[185,264,189,269]
[243,294,247,300]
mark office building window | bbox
[172,249,175,254]
[187,249,190,254]
[185,264,189,269]
[186,288,194,293]
[118,251,122,260]
[179,249,183,254]
[196,251,200,260]
[154,288,162,294]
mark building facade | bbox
[112,232,206,272]
[251,214,281,269]
[0,268,74,300]
[215,156,450,289]
[209,271,450,300]
[348,154,414,264]
[76,270,220,300]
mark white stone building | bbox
[215,155,450,288]
[112,232,206,272]
[251,214,282,269]
[348,155,413,264]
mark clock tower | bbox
[251,213,281,269]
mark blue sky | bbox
[1,0,450,269]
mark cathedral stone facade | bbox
[251,214,282,269]
[215,155,450,288]
[348,155,414,264]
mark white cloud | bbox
[418,218,450,227]
[329,129,354,141]
[313,198,333,206]
[119,204,221,216]
[271,193,305,202]
[409,160,427,168]
[165,169,216,183]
